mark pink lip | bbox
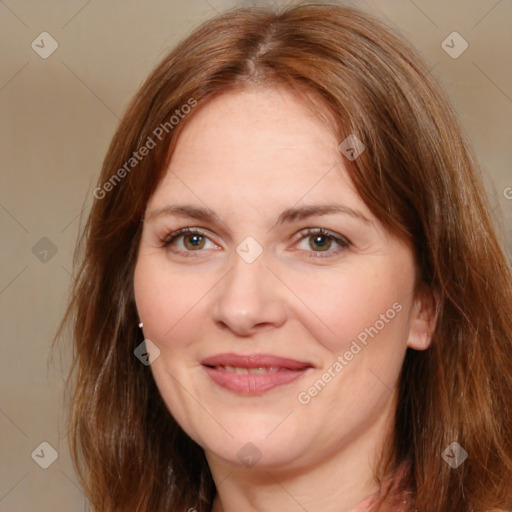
[200,353,314,395]
[201,353,313,369]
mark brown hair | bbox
[55,2,512,511]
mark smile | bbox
[200,353,314,394]
[214,365,280,374]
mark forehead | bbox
[147,86,372,221]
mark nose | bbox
[211,252,287,337]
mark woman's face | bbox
[134,86,431,473]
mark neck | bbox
[206,405,395,512]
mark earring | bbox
[138,322,143,328]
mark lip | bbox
[201,353,313,370]
[200,353,314,395]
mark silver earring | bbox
[138,322,143,328]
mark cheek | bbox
[133,253,223,358]
[286,260,411,355]
[134,257,195,342]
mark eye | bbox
[162,227,218,254]
[161,227,350,258]
[294,228,350,258]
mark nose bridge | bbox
[211,248,286,335]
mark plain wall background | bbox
[1,1,510,510]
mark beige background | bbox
[1,0,510,510]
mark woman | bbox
[56,2,512,511]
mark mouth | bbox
[200,353,314,395]
[209,365,282,374]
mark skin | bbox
[133,85,436,512]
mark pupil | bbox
[185,234,204,250]
[311,235,331,251]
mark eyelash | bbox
[161,227,350,259]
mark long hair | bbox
[55,2,512,511]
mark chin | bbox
[196,421,312,471]
[205,439,305,471]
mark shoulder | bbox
[350,495,410,512]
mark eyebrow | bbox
[275,204,372,226]
[144,203,372,226]
[144,204,223,223]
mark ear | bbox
[406,283,438,351]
